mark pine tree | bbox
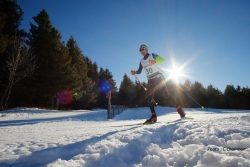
[28,9,81,108]
[205,84,222,108]
[85,60,99,107]
[86,60,99,93]
[99,68,117,92]
[118,73,136,107]
[241,86,250,109]
[224,85,237,109]
[66,36,95,108]
[97,68,117,108]
[133,80,147,107]
[0,0,24,54]
[190,81,206,108]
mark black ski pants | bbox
[147,74,169,114]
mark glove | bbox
[130,70,136,75]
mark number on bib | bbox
[146,68,153,75]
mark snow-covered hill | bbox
[0,107,249,167]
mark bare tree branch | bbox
[1,37,38,110]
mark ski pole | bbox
[134,74,147,91]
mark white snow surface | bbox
[0,106,250,167]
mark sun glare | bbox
[170,67,181,82]
[158,48,198,84]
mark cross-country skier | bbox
[130,44,186,123]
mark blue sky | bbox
[18,0,250,92]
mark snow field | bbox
[0,107,249,167]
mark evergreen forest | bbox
[0,0,249,111]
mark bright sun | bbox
[170,67,181,82]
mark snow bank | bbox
[0,108,103,121]
[239,115,250,123]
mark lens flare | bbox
[100,81,111,94]
[57,90,73,105]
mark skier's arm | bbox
[136,62,143,74]
[131,62,143,75]
[152,53,165,63]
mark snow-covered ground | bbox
[0,106,249,167]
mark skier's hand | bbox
[149,60,156,65]
[130,70,136,75]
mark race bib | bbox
[141,54,161,78]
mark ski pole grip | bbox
[131,70,136,75]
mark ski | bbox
[111,117,193,127]
[165,117,193,124]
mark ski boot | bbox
[144,114,157,123]
[175,105,186,118]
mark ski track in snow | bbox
[0,107,250,167]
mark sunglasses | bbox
[139,45,147,51]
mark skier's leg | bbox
[159,74,186,118]
[175,104,186,118]
[145,79,157,122]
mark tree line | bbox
[0,0,249,111]
[119,74,250,109]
